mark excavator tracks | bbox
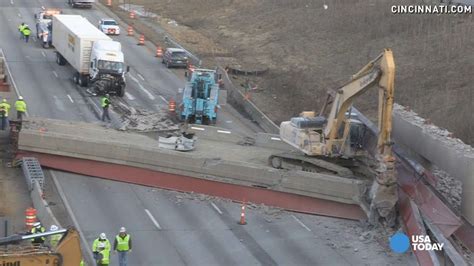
[269,152,355,177]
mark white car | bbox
[98,19,120,35]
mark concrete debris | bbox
[118,107,179,132]
[118,4,158,18]
[394,104,474,154]
[433,166,462,211]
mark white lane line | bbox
[145,209,162,230]
[41,51,46,57]
[129,74,156,100]
[67,94,74,103]
[191,126,205,131]
[210,202,223,215]
[159,95,168,104]
[291,215,312,232]
[125,92,135,101]
[52,71,58,78]
[271,137,281,141]
[217,130,231,134]
[137,73,145,81]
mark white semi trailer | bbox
[52,15,127,96]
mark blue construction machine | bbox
[179,69,220,125]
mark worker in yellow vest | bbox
[22,26,31,43]
[113,227,132,266]
[0,98,11,130]
[30,222,46,244]
[14,96,27,120]
[93,233,111,265]
[49,225,62,248]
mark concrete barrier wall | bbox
[19,124,365,205]
[392,104,474,224]
[219,67,279,134]
[31,182,60,229]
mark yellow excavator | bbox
[270,49,397,224]
[0,227,83,265]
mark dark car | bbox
[162,48,189,68]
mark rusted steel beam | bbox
[17,151,367,221]
[399,190,440,266]
[397,160,462,237]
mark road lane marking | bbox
[52,71,58,78]
[41,51,46,57]
[145,209,162,230]
[137,73,145,81]
[125,92,135,100]
[217,130,231,134]
[67,94,74,103]
[191,126,205,131]
[129,74,155,100]
[159,95,168,104]
[291,215,311,232]
[271,137,281,141]
[210,202,223,215]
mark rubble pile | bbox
[433,167,462,211]
[393,104,474,154]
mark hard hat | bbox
[99,233,106,240]
[105,93,110,97]
[32,222,41,227]
[2,99,6,102]
[50,225,59,231]
[98,242,106,248]
[18,96,23,100]
[119,227,126,233]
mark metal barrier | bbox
[21,157,45,191]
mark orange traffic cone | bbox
[168,98,176,112]
[106,0,112,6]
[155,46,163,57]
[238,203,247,225]
[129,11,136,19]
[25,207,37,230]
[127,26,134,36]
[137,34,145,45]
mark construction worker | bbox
[18,22,25,39]
[22,26,31,43]
[15,96,27,120]
[30,222,46,244]
[49,224,62,248]
[93,233,111,265]
[113,227,132,266]
[96,242,110,266]
[101,94,111,122]
[0,98,11,130]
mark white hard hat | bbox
[120,227,126,233]
[18,96,23,100]
[50,225,59,231]
[32,222,41,227]
[99,233,106,240]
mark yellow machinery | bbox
[270,49,397,224]
[0,228,83,265]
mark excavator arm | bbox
[324,49,395,156]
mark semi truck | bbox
[52,15,127,96]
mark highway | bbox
[0,1,413,265]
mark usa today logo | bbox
[389,232,444,253]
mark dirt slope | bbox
[135,0,473,144]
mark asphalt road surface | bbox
[0,1,413,265]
